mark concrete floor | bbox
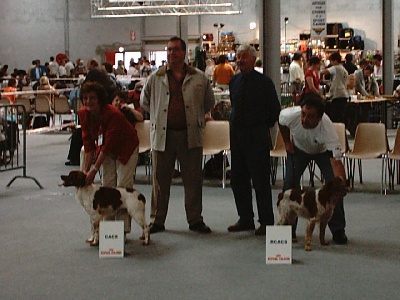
[0,130,399,300]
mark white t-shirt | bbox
[279,106,341,155]
[289,60,304,82]
[58,65,67,77]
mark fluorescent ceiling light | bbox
[99,3,233,11]
[91,0,241,18]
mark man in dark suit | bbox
[30,59,46,89]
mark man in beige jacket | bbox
[141,36,215,234]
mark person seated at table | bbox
[3,78,17,104]
[115,60,127,76]
[347,74,356,98]
[355,65,380,98]
[112,90,143,123]
[75,59,87,76]
[37,76,57,92]
[127,60,140,77]
[17,74,31,91]
[37,75,59,103]
[213,55,235,91]
[343,53,358,75]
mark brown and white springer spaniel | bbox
[61,170,150,246]
[277,177,347,251]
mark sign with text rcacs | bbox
[99,221,124,258]
[266,226,292,264]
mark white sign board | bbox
[99,221,124,258]
[266,226,292,264]
[311,0,326,38]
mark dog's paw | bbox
[320,241,330,246]
[85,237,94,244]
[292,237,298,243]
[89,239,99,247]
[305,246,312,251]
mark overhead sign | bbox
[311,1,326,38]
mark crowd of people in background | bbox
[0,55,162,94]
[285,51,385,136]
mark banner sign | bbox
[311,1,326,38]
[266,226,292,264]
[99,221,124,258]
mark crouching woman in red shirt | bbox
[78,81,139,237]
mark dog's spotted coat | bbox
[277,177,347,251]
[61,170,150,246]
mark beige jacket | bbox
[140,65,215,151]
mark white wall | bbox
[0,0,398,71]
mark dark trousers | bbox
[230,124,274,225]
[329,97,348,123]
[151,130,204,226]
[283,147,346,234]
[67,128,83,163]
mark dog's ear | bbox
[70,170,87,187]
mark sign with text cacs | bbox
[311,0,326,38]
[266,226,292,264]
[99,221,124,258]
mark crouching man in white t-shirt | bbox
[278,93,348,245]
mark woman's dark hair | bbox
[80,81,108,106]
[83,67,117,104]
[84,67,112,87]
[301,93,325,117]
[308,56,321,66]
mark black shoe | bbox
[255,225,266,236]
[227,221,255,232]
[65,160,80,166]
[189,221,211,233]
[332,230,348,245]
[149,223,165,234]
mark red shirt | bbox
[304,68,320,94]
[167,68,187,130]
[79,104,139,165]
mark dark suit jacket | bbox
[30,66,46,81]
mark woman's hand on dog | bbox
[85,169,96,185]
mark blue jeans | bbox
[283,147,346,233]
